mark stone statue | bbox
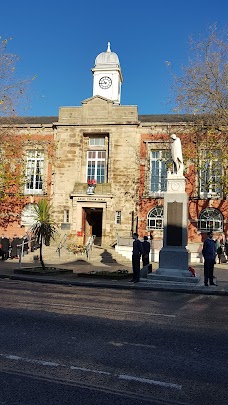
[170,134,184,175]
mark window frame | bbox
[20,203,38,227]
[199,149,222,198]
[24,150,44,195]
[86,150,106,184]
[64,209,70,223]
[149,148,170,195]
[89,137,105,146]
[198,208,223,232]
[147,206,164,230]
[115,211,121,225]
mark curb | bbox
[1,273,227,296]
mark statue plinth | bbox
[167,171,186,193]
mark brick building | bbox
[137,118,227,261]
[0,43,227,261]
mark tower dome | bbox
[92,42,123,104]
[94,42,120,67]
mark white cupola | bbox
[92,42,123,104]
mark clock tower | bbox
[92,42,123,104]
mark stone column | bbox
[147,172,199,283]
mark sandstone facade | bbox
[0,103,227,257]
[51,96,140,245]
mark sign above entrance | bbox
[77,197,106,202]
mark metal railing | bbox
[56,234,67,257]
[16,234,96,269]
[85,235,96,259]
[17,238,38,270]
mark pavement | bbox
[0,255,228,296]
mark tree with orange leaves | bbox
[0,37,39,228]
[169,25,228,197]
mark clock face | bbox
[99,76,112,89]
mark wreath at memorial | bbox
[67,243,87,255]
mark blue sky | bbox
[1,0,227,116]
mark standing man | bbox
[142,236,151,267]
[11,234,21,259]
[0,234,10,260]
[202,231,216,286]
[225,237,228,261]
[130,233,143,283]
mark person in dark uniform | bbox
[130,233,143,283]
[22,233,30,255]
[225,238,228,261]
[0,235,10,260]
[11,235,21,259]
[142,236,151,267]
[202,231,216,286]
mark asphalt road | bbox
[0,279,227,405]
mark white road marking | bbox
[0,352,181,390]
[119,374,182,390]
[2,354,60,367]
[109,341,157,349]
[70,366,111,375]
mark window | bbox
[115,211,121,224]
[87,151,106,183]
[21,204,37,227]
[89,137,105,146]
[147,207,164,230]
[150,150,169,193]
[200,150,222,197]
[198,208,223,232]
[64,210,69,223]
[25,151,44,194]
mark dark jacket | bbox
[132,239,143,256]
[202,238,216,260]
[142,240,150,256]
[0,237,10,253]
[11,237,21,257]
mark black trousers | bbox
[1,250,9,260]
[142,254,149,267]
[204,258,215,285]
[132,254,141,281]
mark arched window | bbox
[147,207,164,230]
[198,208,223,232]
[21,204,37,227]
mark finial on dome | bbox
[107,42,111,52]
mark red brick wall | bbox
[0,131,54,239]
[138,132,228,243]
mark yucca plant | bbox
[30,199,57,270]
